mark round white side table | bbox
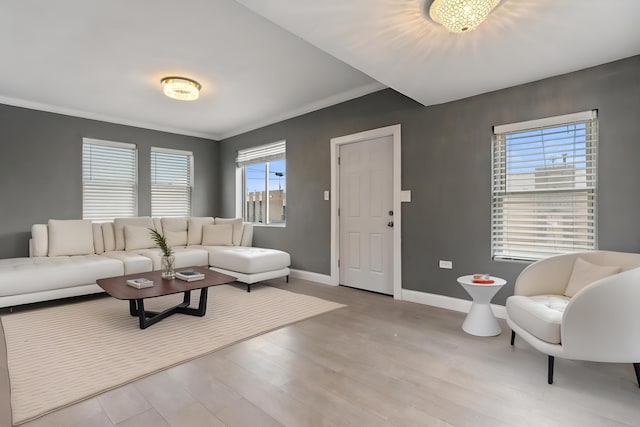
[457,275,506,337]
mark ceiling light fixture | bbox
[161,76,201,101]
[429,0,500,33]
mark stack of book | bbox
[126,278,154,289]
[176,269,205,282]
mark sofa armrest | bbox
[561,267,640,362]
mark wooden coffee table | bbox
[97,266,236,329]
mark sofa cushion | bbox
[102,222,116,252]
[207,246,290,274]
[214,218,243,246]
[564,257,621,297]
[114,217,155,251]
[0,256,123,296]
[92,223,105,254]
[48,219,95,257]
[31,224,48,257]
[202,224,233,246]
[131,247,208,270]
[100,251,153,275]
[506,294,569,344]
[172,247,209,269]
[187,217,215,246]
[124,225,156,250]
[161,218,188,247]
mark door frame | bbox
[330,124,402,299]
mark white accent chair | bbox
[506,251,640,387]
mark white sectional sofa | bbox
[0,217,290,308]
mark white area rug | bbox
[1,285,345,425]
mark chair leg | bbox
[634,363,640,388]
[510,330,515,346]
[286,275,289,283]
[548,356,554,384]
[246,283,251,293]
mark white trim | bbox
[494,110,597,134]
[219,82,387,139]
[289,269,332,285]
[402,289,507,319]
[330,124,402,299]
[235,168,243,218]
[0,95,218,140]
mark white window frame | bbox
[236,141,286,226]
[82,138,138,221]
[151,147,194,218]
[491,110,598,261]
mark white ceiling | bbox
[1,0,639,141]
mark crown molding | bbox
[218,81,386,140]
[0,95,220,141]
[0,80,386,142]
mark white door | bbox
[339,136,394,294]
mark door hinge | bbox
[338,207,340,216]
[338,259,340,267]
[338,156,341,165]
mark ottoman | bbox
[206,246,291,292]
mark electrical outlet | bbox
[439,260,453,269]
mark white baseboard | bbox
[401,289,506,319]
[289,269,333,286]
[286,273,506,318]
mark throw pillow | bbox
[165,230,188,248]
[214,217,243,246]
[113,217,154,250]
[48,219,95,256]
[564,257,621,297]
[187,217,215,245]
[161,218,188,246]
[124,225,156,251]
[202,224,233,246]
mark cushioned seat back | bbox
[113,217,155,251]
[161,217,188,247]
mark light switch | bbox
[401,190,411,202]
[324,190,330,201]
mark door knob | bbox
[387,221,394,228]
[388,210,394,216]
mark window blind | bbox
[82,138,138,221]
[151,147,193,217]
[236,140,286,167]
[491,111,597,261]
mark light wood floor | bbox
[1,278,639,427]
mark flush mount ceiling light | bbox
[160,77,201,101]
[429,0,501,33]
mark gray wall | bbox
[0,106,219,259]
[220,55,640,305]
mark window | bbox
[492,111,597,261]
[151,147,193,217]
[237,141,286,225]
[82,138,137,221]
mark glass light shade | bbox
[161,77,201,101]
[429,0,500,33]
